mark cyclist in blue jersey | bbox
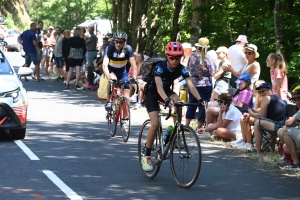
[141,42,204,171]
[102,30,137,131]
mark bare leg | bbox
[216,127,236,141]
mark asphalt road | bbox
[0,52,299,200]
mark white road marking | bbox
[43,170,83,200]
[14,140,40,160]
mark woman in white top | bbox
[224,44,260,89]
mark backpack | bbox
[140,57,166,82]
[107,44,131,72]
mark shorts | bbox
[25,52,38,65]
[108,67,129,89]
[69,58,84,68]
[145,89,176,113]
[42,49,51,57]
[286,127,300,149]
[55,56,64,67]
[64,57,70,72]
[87,51,97,67]
[214,79,229,95]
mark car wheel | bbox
[10,128,26,140]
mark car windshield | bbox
[0,52,13,75]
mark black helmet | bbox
[113,30,127,40]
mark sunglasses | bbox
[258,89,266,94]
[245,52,253,55]
[168,55,182,60]
[217,100,225,104]
[114,40,125,44]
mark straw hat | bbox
[243,44,259,58]
[194,37,210,48]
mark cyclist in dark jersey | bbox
[141,42,204,172]
[102,30,137,132]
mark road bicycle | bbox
[106,79,138,142]
[138,101,203,188]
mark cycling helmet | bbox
[165,42,184,56]
[113,30,128,40]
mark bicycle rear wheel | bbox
[107,111,117,137]
[170,125,202,188]
[119,97,131,142]
[138,119,162,179]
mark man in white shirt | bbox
[228,35,248,85]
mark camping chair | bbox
[257,101,298,152]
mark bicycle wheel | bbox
[138,119,162,179]
[119,97,131,142]
[170,125,202,188]
[107,111,117,137]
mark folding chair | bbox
[258,101,298,152]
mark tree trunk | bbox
[171,0,183,42]
[117,0,123,30]
[190,0,203,44]
[274,0,280,53]
[112,0,118,28]
[121,0,130,37]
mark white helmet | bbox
[113,30,128,40]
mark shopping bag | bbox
[97,74,108,100]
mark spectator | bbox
[47,26,56,74]
[130,53,144,107]
[94,37,109,70]
[35,20,44,81]
[185,37,214,130]
[249,82,286,152]
[18,23,41,82]
[198,93,243,141]
[228,35,248,85]
[210,46,231,100]
[62,30,71,83]
[54,27,64,82]
[66,27,87,89]
[85,26,98,83]
[277,87,300,169]
[266,53,289,100]
[41,30,51,79]
[225,44,260,89]
[77,71,100,90]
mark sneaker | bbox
[236,142,253,150]
[230,139,243,145]
[130,95,137,103]
[43,76,50,80]
[63,80,66,84]
[77,86,85,90]
[132,103,141,110]
[279,162,300,170]
[60,77,65,82]
[121,122,129,132]
[198,132,211,140]
[105,102,112,111]
[141,156,153,172]
[75,85,80,89]
[232,141,246,148]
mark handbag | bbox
[38,41,43,48]
[97,74,108,100]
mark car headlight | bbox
[4,88,21,103]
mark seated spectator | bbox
[129,53,144,104]
[198,93,243,141]
[248,82,286,152]
[233,80,266,149]
[210,46,231,100]
[277,86,300,169]
[77,70,100,90]
[266,52,289,100]
[204,72,253,133]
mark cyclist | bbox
[142,42,204,171]
[102,30,137,131]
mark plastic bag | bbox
[97,74,108,100]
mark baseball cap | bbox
[235,72,251,84]
[255,83,272,90]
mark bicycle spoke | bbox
[119,97,130,142]
[107,111,117,137]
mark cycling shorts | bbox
[145,89,176,113]
[108,66,130,89]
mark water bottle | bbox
[163,125,174,144]
[115,96,120,112]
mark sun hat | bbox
[235,72,251,84]
[291,86,300,99]
[244,44,259,58]
[236,35,248,43]
[255,83,272,90]
[194,37,210,48]
[207,50,217,60]
[48,26,54,30]
[181,43,192,49]
[192,47,196,52]
[216,46,228,54]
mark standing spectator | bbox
[266,53,289,100]
[66,27,86,89]
[54,27,64,82]
[18,23,41,82]
[228,35,248,85]
[85,26,98,83]
[62,30,71,83]
[35,20,44,81]
[210,46,231,100]
[94,37,109,69]
[185,37,214,130]
[47,26,55,74]
[41,30,51,79]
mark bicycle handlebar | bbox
[108,79,139,95]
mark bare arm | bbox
[102,57,110,79]
[129,57,137,78]
[276,77,284,99]
[155,76,169,101]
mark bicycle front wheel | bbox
[107,111,117,137]
[138,119,162,179]
[170,125,202,188]
[119,97,131,142]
